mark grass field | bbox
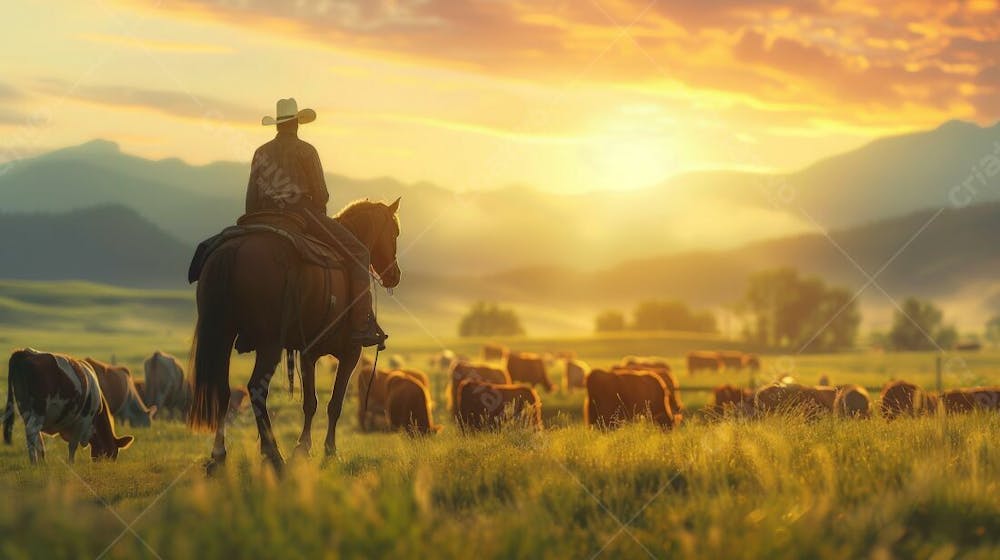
[1,283,999,559]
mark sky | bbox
[1,0,999,193]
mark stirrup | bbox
[351,318,388,351]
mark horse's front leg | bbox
[325,347,361,459]
[248,346,284,473]
[294,354,319,457]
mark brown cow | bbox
[687,351,722,375]
[941,387,1000,413]
[809,386,837,412]
[3,349,133,463]
[614,359,685,418]
[742,354,761,371]
[385,372,442,435]
[144,351,191,418]
[834,385,872,418]
[448,361,511,414]
[357,368,393,431]
[711,384,754,415]
[482,343,509,362]
[564,359,589,391]
[920,392,941,416]
[455,379,542,430]
[585,369,674,429]
[505,352,554,392]
[754,383,830,418]
[718,351,745,370]
[880,380,921,420]
[85,358,156,427]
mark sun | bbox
[580,107,682,191]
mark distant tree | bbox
[986,315,1000,348]
[631,300,717,333]
[740,268,860,352]
[595,310,626,332]
[458,301,525,337]
[888,297,955,351]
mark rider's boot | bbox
[349,290,388,350]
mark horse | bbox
[188,198,401,473]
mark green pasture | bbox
[0,280,998,559]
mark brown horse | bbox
[188,199,401,472]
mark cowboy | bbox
[245,98,386,349]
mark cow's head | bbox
[89,399,134,460]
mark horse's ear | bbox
[388,197,400,213]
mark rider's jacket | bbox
[245,129,329,215]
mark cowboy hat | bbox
[261,98,316,126]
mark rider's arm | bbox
[306,145,330,214]
[245,148,262,213]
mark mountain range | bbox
[3,119,998,276]
[1,120,998,332]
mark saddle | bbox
[187,210,344,283]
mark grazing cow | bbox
[941,387,1000,413]
[85,358,156,427]
[687,351,722,375]
[585,369,675,429]
[3,349,134,463]
[754,383,830,418]
[834,385,872,418]
[482,343,509,362]
[385,372,441,435]
[711,384,754,415]
[448,361,511,414]
[971,387,1000,410]
[357,368,393,432]
[742,354,761,371]
[505,352,554,392]
[393,368,430,389]
[920,392,941,416]
[880,380,921,420]
[144,351,191,418]
[564,359,589,391]
[455,379,542,430]
[718,351,746,370]
[614,358,685,418]
[808,386,837,412]
[227,387,249,422]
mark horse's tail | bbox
[4,351,26,444]
[287,350,296,395]
[188,244,239,432]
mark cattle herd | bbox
[3,344,999,464]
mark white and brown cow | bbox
[3,349,134,463]
[144,351,191,418]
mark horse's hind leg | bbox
[248,346,284,473]
[294,354,318,457]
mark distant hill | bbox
[0,205,191,288]
[0,202,995,333]
[6,120,999,274]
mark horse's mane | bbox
[336,199,400,233]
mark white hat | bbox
[261,98,316,126]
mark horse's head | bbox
[372,197,401,288]
[338,198,402,289]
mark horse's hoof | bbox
[292,444,312,460]
[203,456,226,477]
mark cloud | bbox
[0,81,23,100]
[120,0,1000,125]
[77,33,237,54]
[35,78,258,124]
